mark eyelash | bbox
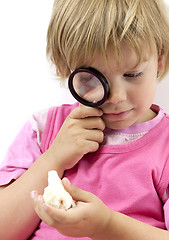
[124,72,143,79]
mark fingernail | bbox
[43,204,48,211]
[99,110,103,115]
[62,177,71,186]
[30,190,36,199]
[38,195,43,203]
[65,178,71,185]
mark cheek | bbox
[129,77,157,103]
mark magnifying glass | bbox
[68,67,110,107]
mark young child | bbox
[0,0,169,239]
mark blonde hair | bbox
[47,0,169,81]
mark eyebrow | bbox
[127,60,149,71]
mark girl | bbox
[1,0,169,239]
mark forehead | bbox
[88,44,150,73]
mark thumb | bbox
[62,177,93,202]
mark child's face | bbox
[87,44,163,130]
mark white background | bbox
[0,0,169,162]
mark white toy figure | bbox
[43,170,76,210]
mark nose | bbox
[106,80,127,104]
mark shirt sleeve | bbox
[164,198,169,230]
[0,120,42,186]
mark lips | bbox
[104,111,127,115]
[103,109,132,121]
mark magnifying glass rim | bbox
[68,67,110,107]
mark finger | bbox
[69,105,103,119]
[31,191,55,226]
[85,129,104,143]
[72,138,99,155]
[43,201,85,225]
[79,116,105,131]
[31,193,45,217]
[68,116,105,132]
[86,140,99,153]
[62,178,93,202]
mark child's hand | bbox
[31,178,112,239]
[47,105,105,170]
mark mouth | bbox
[103,109,132,121]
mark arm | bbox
[98,212,169,240]
[32,178,169,240]
[0,105,104,240]
[0,150,65,240]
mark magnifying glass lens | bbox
[68,67,110,107]
[73,72,104,102]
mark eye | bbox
[80,75,93,82]
[78,73,94,83]
[124,72,143,78]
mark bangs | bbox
[47,0,169,79]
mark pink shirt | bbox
[1,103,169,239]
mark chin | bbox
[104,120,133,130]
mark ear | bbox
[157,49,165,72]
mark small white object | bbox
[43,170,76,210]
